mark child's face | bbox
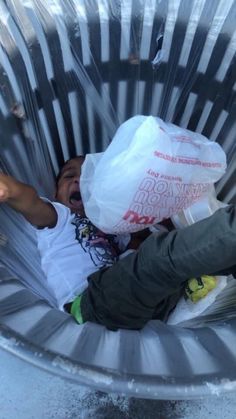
[55,157,85,214]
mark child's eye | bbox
[64,174,74,179]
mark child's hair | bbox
[56,155,85,185]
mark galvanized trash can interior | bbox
[0,0,236,400]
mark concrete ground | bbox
[1,348,235,419]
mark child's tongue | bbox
[69,191,82,208]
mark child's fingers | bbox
[0,183,10,201]
[0,174,12,202]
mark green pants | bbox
[80,206,236,330]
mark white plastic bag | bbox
[80,116,226,234]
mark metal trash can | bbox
[0,0,236,400]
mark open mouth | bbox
[69,191,83,208]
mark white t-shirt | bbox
[36,201,130,310]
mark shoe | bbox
[185,275,217,303]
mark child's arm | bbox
[0,173,57,228]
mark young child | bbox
[0,156,235,330]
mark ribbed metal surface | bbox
[0,0,236,399]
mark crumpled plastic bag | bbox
[80,115,226,234]
[167,190,229,325]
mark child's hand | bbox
[0,173,57,228]
[0,174,12,202]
